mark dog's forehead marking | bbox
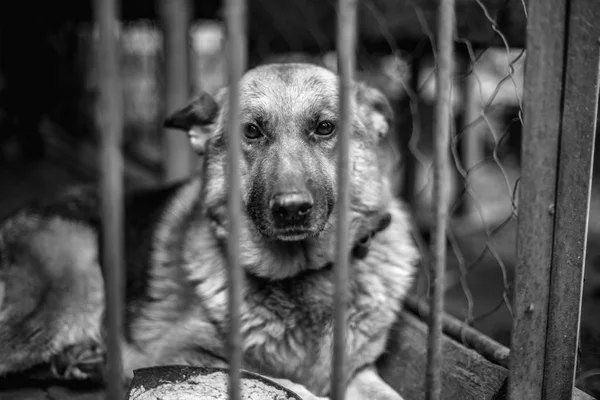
[239,64,339,120]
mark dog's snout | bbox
[270,193,314,223]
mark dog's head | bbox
[165,63,393,245]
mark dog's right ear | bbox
[164,91,220,155]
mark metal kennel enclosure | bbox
[92,0,600,399]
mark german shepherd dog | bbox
[0,63,418,399]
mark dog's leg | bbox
[345,366,404,400]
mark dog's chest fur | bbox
[239,241,415,396]
[127,181,417,396]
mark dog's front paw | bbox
[268,377,328,400]
[49,341,105,381]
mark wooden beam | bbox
[543,0,600,398]
[507,0,569,397]
[377,309,595,400]
[379,310,508,400]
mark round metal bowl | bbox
[126,365,304,400]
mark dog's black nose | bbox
[270,193,313,224]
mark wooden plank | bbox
[543,1,600,399]
[406,297,510,369]
[377,309,596,400]
[93,0,125,398]
[378,310,507,400]
[574,390,597,400]
[507,0,569,397]
[160,0,195,183]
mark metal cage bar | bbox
[94,0,125,398]
[160,0,195,183]
[425,2,455,400]
[224,0,247,398]
[331,0,358,399]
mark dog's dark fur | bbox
[0,63,418,399]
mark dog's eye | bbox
[315,121,335,136]
[244,124,262,139]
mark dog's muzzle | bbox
[269,192,313,228]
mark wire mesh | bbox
[404,1,526,350]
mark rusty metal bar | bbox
[160,0,194,183]
[425,1,455,399]
[224,0,247,397]
[507,0,569,398]
[543,1,600,398]
[331,0,357,399]
[94,0,125,398]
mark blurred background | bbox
[0,0,599,396]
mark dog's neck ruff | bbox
[207,212,391,281]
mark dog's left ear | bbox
[355,82,393,140]
[163,91,221,155]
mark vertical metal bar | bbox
[507,0,569,397]
[425,1,455,399]
[160,0,194,183]
[94,0,125,398]
[331,0,357,399]
[225,0,246,398]
[543,1,600,398]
